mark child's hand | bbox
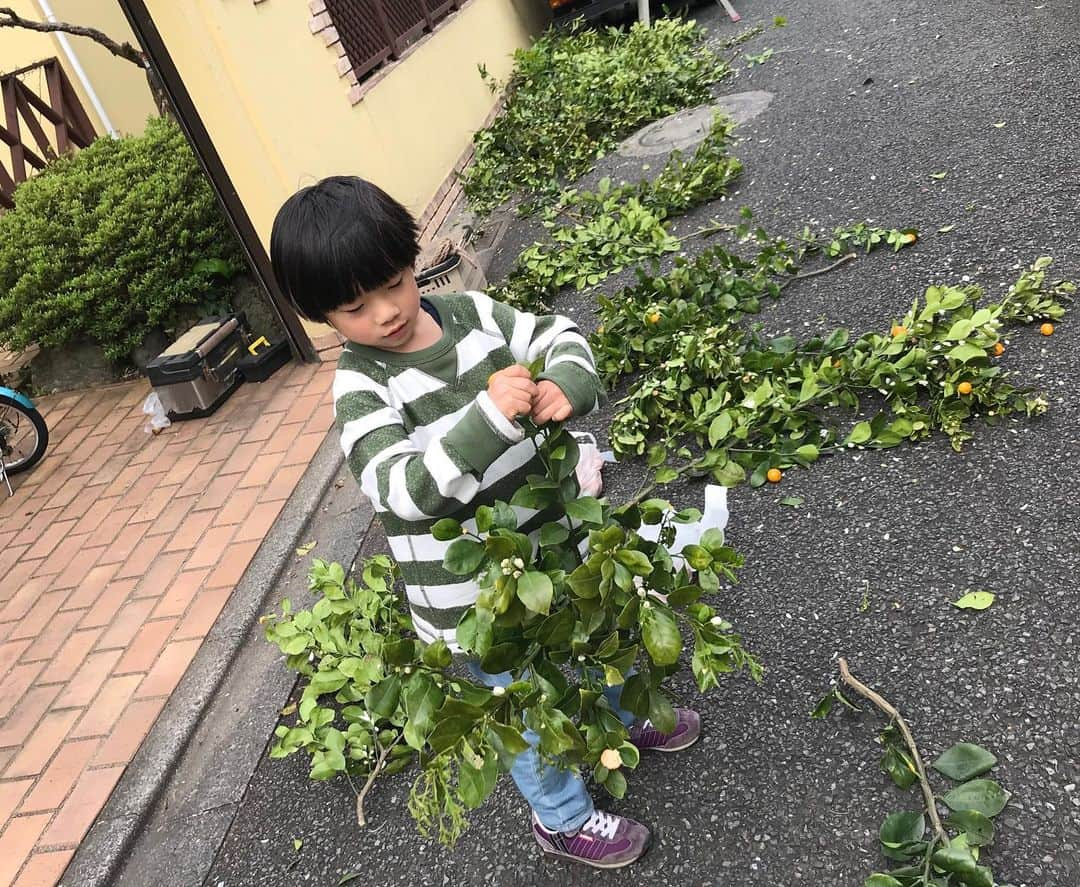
[531,380,574,424]
[487,365,538,421]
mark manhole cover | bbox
[618,91,775,157]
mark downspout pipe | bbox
[36,0,119,137]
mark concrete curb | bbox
[61,423,345,887]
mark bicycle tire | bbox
[0,394,48,475]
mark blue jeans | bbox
[466,661,636,833]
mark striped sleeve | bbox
[473,290,604,417]
[335,374,523,521]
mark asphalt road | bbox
[205,2,1080,885]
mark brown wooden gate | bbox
[323,0,465,83]
[0,57,97,208]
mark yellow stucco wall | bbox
[141,0,545,240]
[139,0,546,339]
[0,0,156,137]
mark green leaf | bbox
[619,673,650,718]
[614,549,653,576]
[654,467,679,484]
[780,496,804,508]
[647,688,676,734]
[881,745,918,790]
[847,421,873,444]
[937,223,956,233]
[945,809,995,846]
[708,412,733,445]
[948,343,986,363]
[642,607,681,666]
[681,544,713,571]
[537,607,575,647]
[711,460,746,487]
[930,846,981,877]
[933,742,998,781]
[943,779,1011,817]
[365,674,402,719]
[952,590,995,611]
[879,811,925,847]
[565,497,604,525]
[474,506,493,534]
[444,538,486,576]
[604,768,627,799]
[458,748,499,809]
[432,518,463,541]
[481,642,525,674]
[539,522,570,547]
[489,722,530,759]
[516,571,554,614]
[864,876,903,887]
[422,639,452,670]
[795,444,819,462]
[403,677,443,750]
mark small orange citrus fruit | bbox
[1040,322,1055,336]
[647,313,661,324]
[891,324,908,338]
[766,468,783,484]
[957,381,973,395]
[992,342,1005,356]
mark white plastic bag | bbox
[142,392,171,435]
[572,432,610,497]
[637,484,730,554]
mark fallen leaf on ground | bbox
[991,121,1007,128]
[937,224,956,233]
[293,838,303,852]
[952,590,995,611]
[930,171,948,180]
[296,541,317,558]
[780,496,804,508]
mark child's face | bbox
[325,267,424,352]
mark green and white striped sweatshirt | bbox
[333,291,603,650]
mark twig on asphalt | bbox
[838,657,945,841]
[356,733,404,828]
[779,252,858,290]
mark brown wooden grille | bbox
[0,58,96,208]
[324,0,464,83]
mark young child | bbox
[270,176,700,869]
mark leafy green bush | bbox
[0,116,243,362]
[463,17,730,214]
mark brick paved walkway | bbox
[0,355,336,886]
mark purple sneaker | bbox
[628,707,701,752]
[532,810,650,869]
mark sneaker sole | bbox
[648,730,700,753]
[537,837,651,869]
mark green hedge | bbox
[0,117,243,363]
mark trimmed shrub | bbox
[0,116,243,363]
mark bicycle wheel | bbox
[0,394,48,474]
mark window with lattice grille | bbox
[320,0,465,86]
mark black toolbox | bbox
[237,337,291,382]
[146,315,248,420]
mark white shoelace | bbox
[581,809,619,840]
